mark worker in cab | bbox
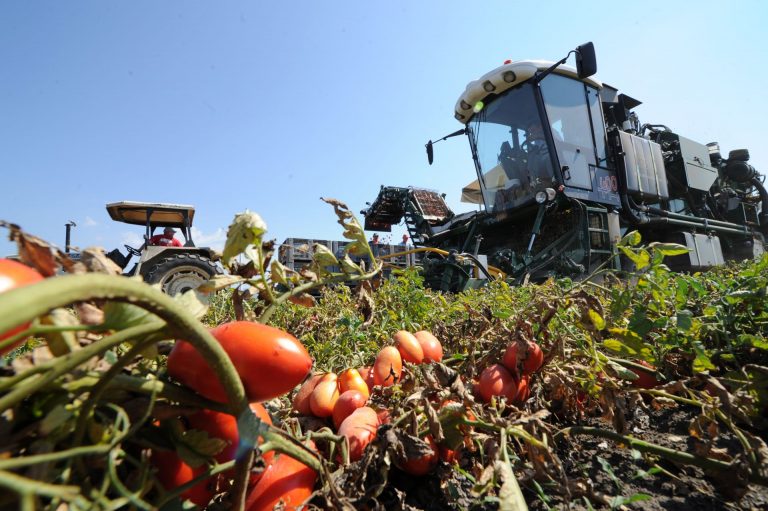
[149,227,183,247]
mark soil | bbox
[351,403,768,510]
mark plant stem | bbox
[0,274,254,510]
[0,322,164,412]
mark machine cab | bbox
[457,61,613,213]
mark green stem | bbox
[0,324,102,353]
[0,322,164,412]
[0,273,253,511]
[62,373,231,414]
[71,335,162,450]
[0,469,82,501]
[463,419,549,451]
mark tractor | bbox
[105,201,221,295]
[362,42,766,292]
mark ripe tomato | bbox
[514,375,530,403]
[357,366,375,391]
[393,330,424,364]
[413,331,443,363]
[151,450,214,507]
[245,441,318,511]
[292,373,325,416]
[332,390,367,429]
[398,435,438,476]
[630,360,659,389]
[0,259,44,354]
[478,364,517,403]
[309,375,339,418]
[187,403,273,466]
[338,368,370,400]
[167,321,313,403]
[501,342,520,373]
[522,342,544,375]
[337,406,378,462]
[373,346,402,387]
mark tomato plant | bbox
[168,321,313,403]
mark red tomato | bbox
[373,346,403,387]
[292,373,325,416]
[337,406,378,462]
[375,407,391,425]
[631,360,659,389]
[501,342,520,373]
[438,445,458,464]
[413,331,443,363]
[478,364,517,403]
[309,376,339,418]
[0,259,44,354]
[167,321,313,403]
[332,390,367,429]
[514,375,530,403]
[393,330,424,364]
[245,442,318,511]
[151,450,214,507]
[338,368,370,400]
[398,435,438,476]
[357,366,375,391]
[522,342,544,375]
[187,403,273,465]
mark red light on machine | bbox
[503,59,512,65]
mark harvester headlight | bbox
[535,188,557,204]
[502,70,516,83]
[460,100,471,110]
[482,80,496,92]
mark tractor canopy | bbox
[106,201,195,229]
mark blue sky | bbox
[1,1,766,257]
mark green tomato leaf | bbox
[588,309,606,330]
[647,242,690,257]
[619,230,642,247]
[102,301,162,330]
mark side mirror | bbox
[576,42,597,79]
[426,140,434,165]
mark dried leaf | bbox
[80,247,123,275]
[288,292,316,308]
[76,303,104,326]
[222,210,267,267]
[40,308,80,356]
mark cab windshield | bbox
[463,83,556,213]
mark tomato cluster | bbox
[476,340,544,404]
[290,330,446,474]
[159,321,316,509]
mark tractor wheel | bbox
[143,253,221,295]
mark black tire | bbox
[143,253,221,295]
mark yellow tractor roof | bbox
[106,201,195,228]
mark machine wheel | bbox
[143,253,221,295]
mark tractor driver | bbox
[524,121,556,187]
[149,227,183,247]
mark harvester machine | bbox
[363,43,766,292]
